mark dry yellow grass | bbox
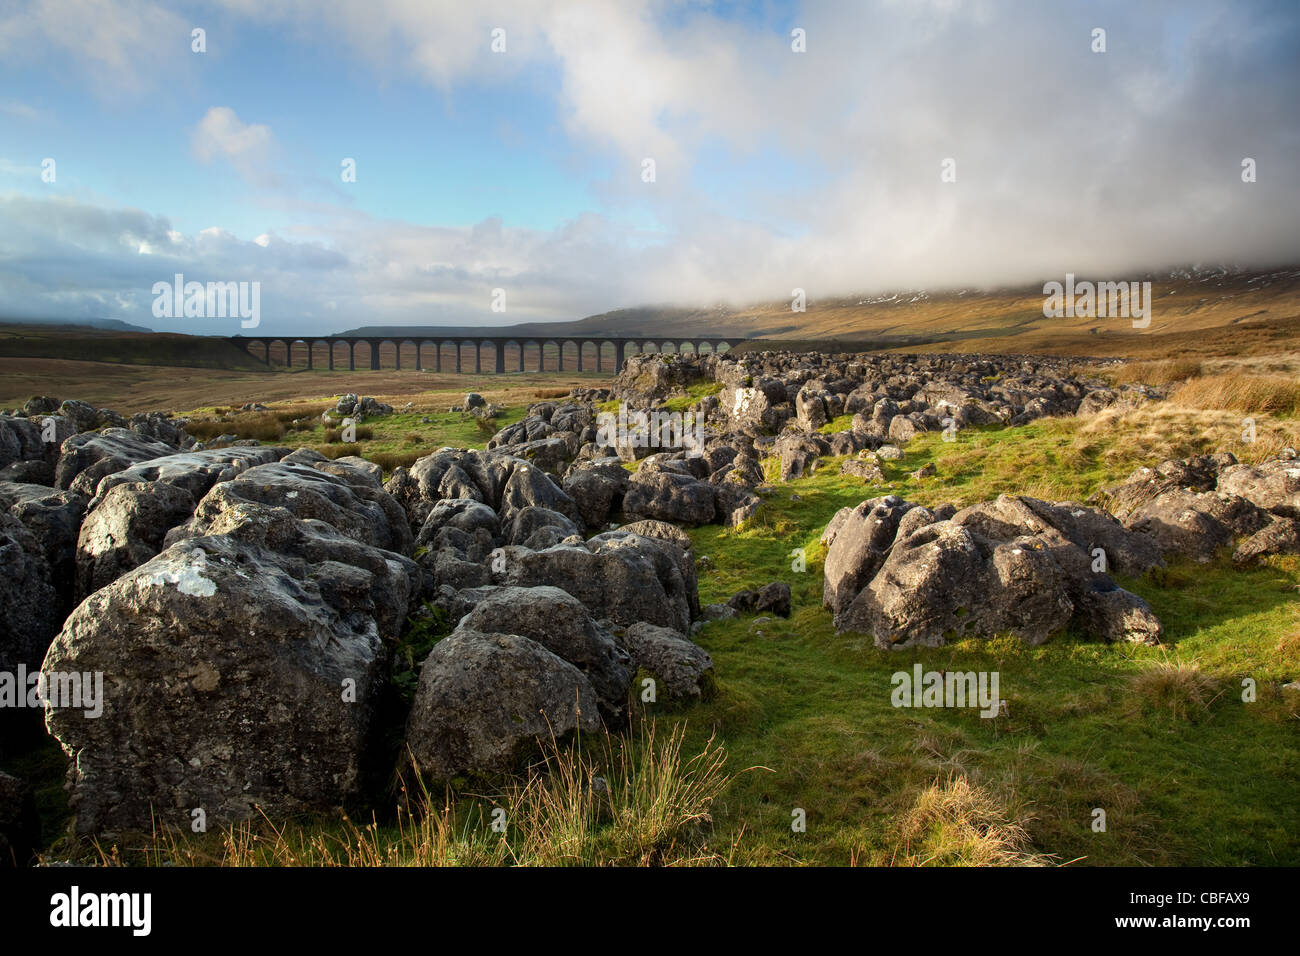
[884,775,1051,867]
[1128,659,1223,721]
[1075,403,1299,466]
[1170,372,1300,417]
[1109,358,1203,385]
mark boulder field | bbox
[0,358,1295,842]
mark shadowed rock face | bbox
[0,512,60,674]
[406,627,602,781]
[43,530,405,836]
[0,770,40,867]
[0,483,87,617]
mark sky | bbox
[1,0,1298,336]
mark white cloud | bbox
[0,0,188,95]
[190,107,280,188]
[2,1,1299,331]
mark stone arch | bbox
[503,339,523,372]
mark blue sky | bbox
[1,0,1297,335]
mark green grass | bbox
[182,401,529,474]
[679,414,1300,865]
[660,380,723,413]
[819,413,857,434]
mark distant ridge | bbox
[0,316,153,333]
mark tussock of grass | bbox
[366,450,426,472]
[1128,659,1222,721]
[1170,372,1300,417]
[1110,358,1203,386]
[323,424,373,443]
[1077,404,1299,466]
[883,775,1050,867]
[119,721,735,868]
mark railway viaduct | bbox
[229,334,745,373]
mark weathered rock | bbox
[405,627,601,780]
[728,581,792,618]
[503,506,582,550]
[44,533,403,836]
[561,460,629,528]
[1218,459,1300,517]
[497,460,579,525]
[76,481,198,598]
[837,522,1075,648]
[55,430,178,495]
[0,512,60,672]
[458,586,633,716]
[1124,489,1266,561]
[0,483,87,612]
[822,496,917,615]
[1076,582,1163,645]
[415,498,500,547]
[951,495,1164,578]
[622,470,717,525]
[619,622,714,701]
[94,445,288,503]
[774,433,829,482]
[172,460,412,555]
[494,532,697,633]
[611,354,706,407]
[1232,517,1300,564]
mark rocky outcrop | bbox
[405,627,602,781]
[44,526,411,836]
[619,622,714,701]
[55,430,179,496]
[1098,452,1300,563]
[826,494,1163,647]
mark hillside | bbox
[346,265,1300,360]
[0,323,268,370]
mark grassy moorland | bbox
[8,352,1300,867]
[15,375,1291,868]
